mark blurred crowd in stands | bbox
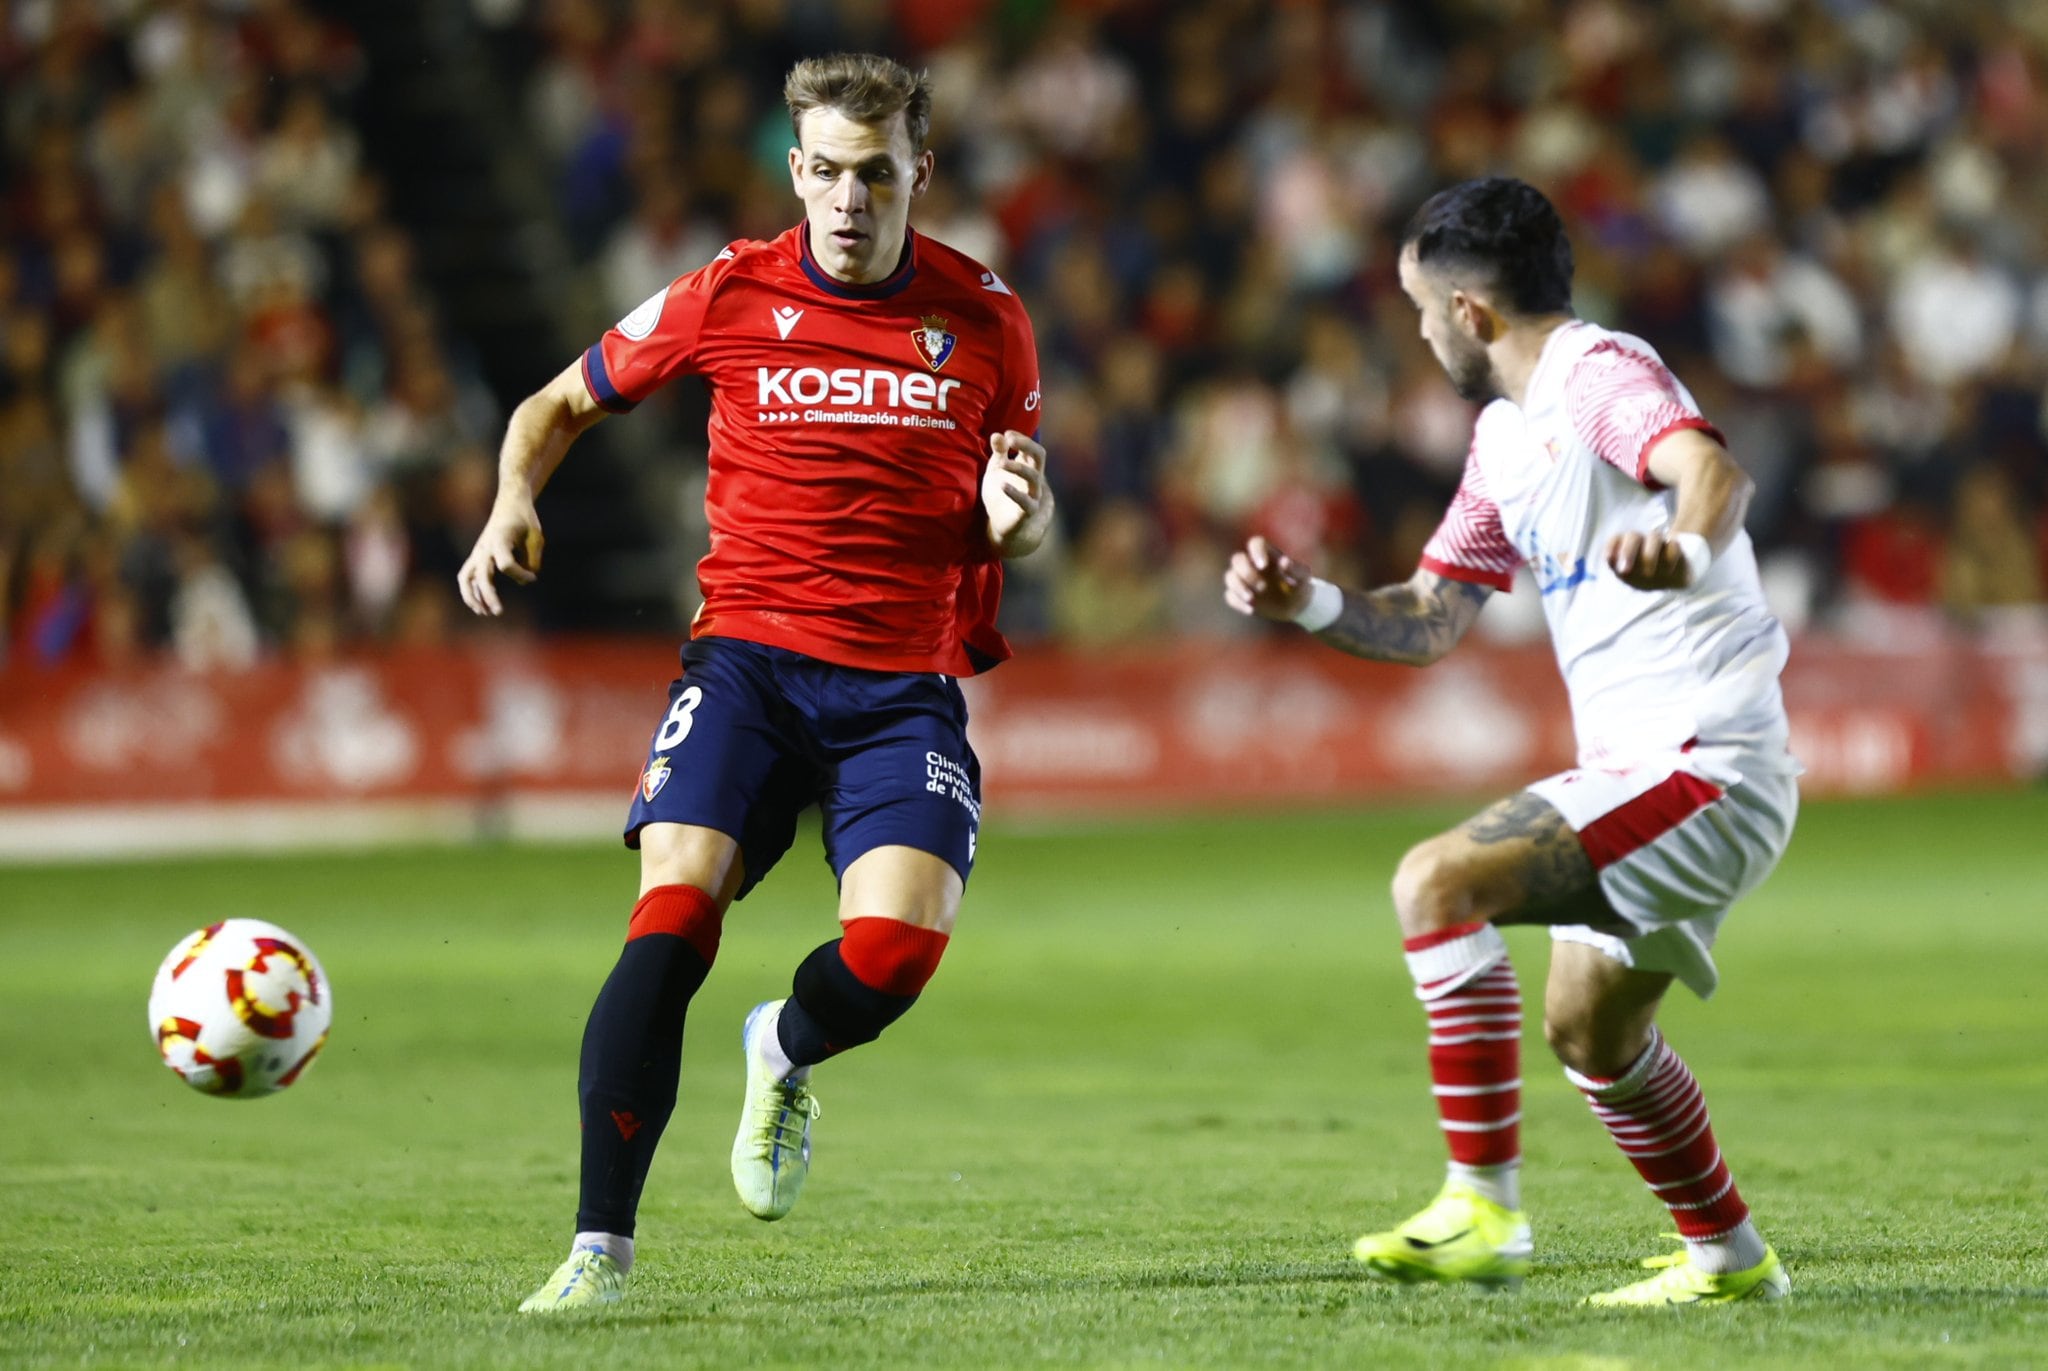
[1,0,499,671]
[7,0,2048,671]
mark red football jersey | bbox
[581,223,1042,675]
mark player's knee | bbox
[1391,839,1474,936]
[636,823,743,904]
[626,884,724,965]
[1542,1006,1643,1078]
[1542,1008,1593,1073]
[840,915,949,996]
[791,918,951,1050]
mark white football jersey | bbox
[1421,321,1793,768]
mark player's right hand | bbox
[1223,535,1313,622]
[457,497,544,617]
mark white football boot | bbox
[517,1245,625,1312]
[730,1000,822,1220]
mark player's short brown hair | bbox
[784,53,932,153]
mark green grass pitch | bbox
[2,790,2044,1369]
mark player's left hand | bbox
[983,431,1054,558]
[1605,529,1692,591]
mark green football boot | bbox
[1584,1242,1789,1307]
[1352,1180,1532,1290]
[731,1000,823,1221]
[517,1246,626,1313]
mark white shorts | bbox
[1528,744,1799,999]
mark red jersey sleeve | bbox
[956,287,1041,669]
[1419,442,1520,593]
[961,290,1044,568]
[1563,343,1724,487]
[987,284,1043,439]
[580,244,743,413]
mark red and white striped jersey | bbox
[1421,321,1791,767]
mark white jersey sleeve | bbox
[1419,431,1521,592]
[1561,341,1726,488]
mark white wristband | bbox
[1293,577,1344,632]
[1673,532,1712,586]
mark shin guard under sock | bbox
[775,918,948,1068]
[574,884,722,1235]
[1568,1029,1765,1271]
[1404,921,1522,1207]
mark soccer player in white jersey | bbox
[1225,177,1798,1306]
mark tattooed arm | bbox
[1310,572,1492,665]
[1223,536,1493,667]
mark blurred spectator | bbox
[1706,234,1862,388]
[1053,500,1171,650]
[1943,465,2044,619]
[255,88,358,231]
[1654,135,1773,259]
[600,179,723,317]
[344,484,410,634]
[1887,231,2021,388]
[1007,15,1137,164]
[138,187,232,370]
[169,531,259,671]
[1843,500,1944,609]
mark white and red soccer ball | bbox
[148,919,332,1099]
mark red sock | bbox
[1570,1032,1749,1239]
[839,916,949,995]
[1404,922,1521,1170]
[774,919,950,1066]
[625,884,722,964]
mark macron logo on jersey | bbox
[757,366,963,413]
[772,305,803,340]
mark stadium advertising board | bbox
[0,636,2039,856]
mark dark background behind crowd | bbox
[5,0,2046,673]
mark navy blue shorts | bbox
[625,637,981,900]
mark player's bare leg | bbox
[637,821,746,901]
[1542,938,1669,1079]
[521,822,741,1312]
[1548,941,1787,1305]
[1354,790,1606,1288]
[732,845,960,1219]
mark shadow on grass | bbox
[814,1261,1374,1302]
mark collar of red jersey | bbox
[796,222,919,300]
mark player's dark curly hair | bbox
[785,53,933,153]
[1401,177,1575,316]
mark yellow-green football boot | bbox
[1352,1180,1532,1289]
[731,1000,823,1221]
[1584,1243,1789,1307]
[517,1245,626,1312]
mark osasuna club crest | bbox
[911,314,956,371]
[641,755,671,803]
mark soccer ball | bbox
[148,919,332,1099]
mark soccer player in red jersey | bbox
[1227,179,1797,1305]
[457,54,1053,1313]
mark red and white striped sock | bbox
[1404,921,1522,1210]
[1568,1031,1767,1273]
